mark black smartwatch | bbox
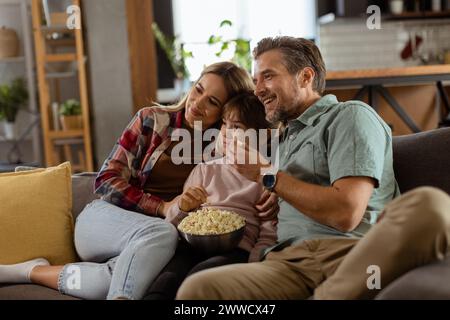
[262,171,278,192]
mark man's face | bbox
[253,50,304,124]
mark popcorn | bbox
[178,207,246,235]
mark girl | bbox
[145,91,278,300]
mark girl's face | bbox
[185,73,228,130]
[217,109,249,159]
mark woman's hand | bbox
[157,198,178,218]
[255,189,279,222]
[178,186,208,212]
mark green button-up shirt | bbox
[273,94,400,250]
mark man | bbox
[176,37,450,299]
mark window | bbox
[172,0,317,80]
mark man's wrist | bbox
[261,169,280,192]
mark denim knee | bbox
[136,219,179,249]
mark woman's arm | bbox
[164,163,206,225]
[94,108,164,216]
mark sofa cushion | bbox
[15,167,99,220]
[393,127,450,194]
[72,172,100,220]
[0,284,79,300]
[375,256,450,299]
[0,162,78,265]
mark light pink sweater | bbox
[166,158,277,262]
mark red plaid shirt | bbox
[95,107,184,215]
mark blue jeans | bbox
[57,200,178,300]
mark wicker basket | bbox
[60,115,83,130]
[0,26,19,58]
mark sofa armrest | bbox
[72,173,100,219]
[375,256,450,299]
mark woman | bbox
[0,62,275,300]
[144,92,278,300]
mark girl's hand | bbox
[255,189,279,222]
[178,186,208,212]
[231,138,271,182]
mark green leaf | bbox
[220,42,229,51]
[208,35,222,45]
[220,20,232,28]
[59,99,81,116]
[206,19,252,72]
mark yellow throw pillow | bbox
[0,162,78,265]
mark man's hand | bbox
[255,189,279,222]
[178,186,208,212]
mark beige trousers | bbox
[176,187,450,300]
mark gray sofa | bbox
[1,127,449,300]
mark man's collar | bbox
[291,94,339,127]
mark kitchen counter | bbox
[326,64,450,85]
[325,65,450,132]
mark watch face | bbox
[263,174,275,189]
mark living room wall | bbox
[83,0,135,169]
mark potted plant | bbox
[0,78,28,139]
[59,99,82,130]
[151,22,193,95]
[207,20,252,72]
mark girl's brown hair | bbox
[223,91,272,130]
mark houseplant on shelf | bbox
[0,78,28,139]
[59,99,82,130]
[207,20,252,72]
[151,22,193,97]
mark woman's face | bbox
[185,73,228,129]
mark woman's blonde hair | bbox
[155,61,255,113]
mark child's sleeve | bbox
[248,219,278,263]
[165,164,205,226]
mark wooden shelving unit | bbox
[0,0,41,168]
[31,0,93,172]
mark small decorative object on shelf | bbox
[0,26,19,59]
[0,78,28,139]
[59,99,82,130]
[432,0,441,12]
[389,0,404,15]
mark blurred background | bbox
[0,0,449,171]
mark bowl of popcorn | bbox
[177,207,246,254]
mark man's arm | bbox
[272,171,375,232]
